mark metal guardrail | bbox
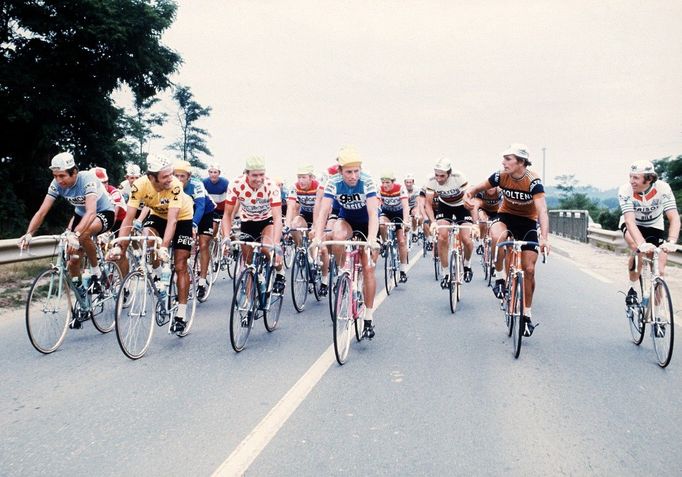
[585,226,682,266]
[0,237,58,265]
[548,209,591,242]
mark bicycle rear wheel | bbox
[209,237,222,284]
[283,237,295,269]
[333,273,353,365]
[651,278,674,367]
[448,251,459,314]
[178,267,198,337]
[511,275,524,359]
[311,261,324,301]
[486,240,495,287]
[230,269,256,352]
[115,271,155,360]
[291,249,308,312]
[628,276,645,345]
[91,261,122,333]
[26,268,72,354]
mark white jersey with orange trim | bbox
[617,180,677,230]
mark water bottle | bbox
[259,268,267,297]
[159,264,171,293]
[82,269,92,290]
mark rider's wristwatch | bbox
[74,231,81,238]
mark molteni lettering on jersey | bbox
[503,190,533,201]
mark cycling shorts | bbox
[494,213,539,252]
[143,215,194,251]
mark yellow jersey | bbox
[128,176,193,221]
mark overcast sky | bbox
[133,0,682,190]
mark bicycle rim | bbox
[333,274,352,365]
[384,250,393,295]
[115,272,155,360]
[230,269,255,352]
[26,268,72,354]
[328,258,337,322]
[651,279,674,367]
[264,267,283,332]
[449,251,457,314]
[291,250,308,312]
[178,268,197,337]
[91,261,122,333]
[512,277,524,359]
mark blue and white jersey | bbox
[184,177,216,227]
[47,171,114,216]
[323,172,378,222]
[203,176,229,211]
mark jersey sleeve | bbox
[660,182,678,212]
[47,179,60,199]
[529,176,545,195]
[269,184,282,207]
[364,174,378,198]
[127,178,145,210]
[287,186,298,202]
[399,184,408,200]
[168,184,184,209]
[324,178,337,199]
[617,183,634,214]
[225,182,239,206]
[83,172,100,196]
[488,171,501,188]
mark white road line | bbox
[553,253,613,284]
[212,250,423,476]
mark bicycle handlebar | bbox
[231,240,283,255]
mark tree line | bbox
[0,1,212,239]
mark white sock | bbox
[463,259,471,267]
[525,307,532,318]
[497,269,507,282]
[365,307,373,322]
[441,266,448,277]
[90,265,99,276]
[400,263,407,272]
[198,277,207,287]
[177,304,187,320]
[322,274,328,285]
[629,281,638,290]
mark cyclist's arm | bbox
[367,196,380,241]
[665,208,680,244]
[24,195,56,236]
[312,188,325,225]
[622,211,646,251]
[73,194,98,236]
[470,197,483,223]
[401,197,410,225]
[424,191,436,223]
[162,208,179,249]
[271,204,283,244]
[463,180,492,208]
[284,198,297,228]
[534,194,551,251]
[313,197,332,240]
[221,203,235,239]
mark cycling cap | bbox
[146,153,173,173]
[245,156,266,171]
[404,173,415,181]
[327,164,339,175]
[273,177,283,186]
[93,167,108,182]
[207,163,221,172]
[337,146,361,167]
[173,160,192,174]
[297,164,314,175]
[126,163,141,176]
[49,152,76,171]
[628,160,655,175]
[380,170,396,180]
[502,143,530,161]
[434,159,452,172]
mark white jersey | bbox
[425,170,468,206]
[618,180,677,230]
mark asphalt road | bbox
[1,244,680,476]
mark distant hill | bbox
[545,185,619,210]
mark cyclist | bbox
[470,187,502,254]
[417,175,435,251]
[424,159,475,287]
[203,163,229,235]
[404,173,421,238]
[118,163,141,203]
[464,143,550,336]
[312,163,342,292]
[118,154,195,333]
[221,156,286,293]
[618,160,679,305]
[18,152,115,307]
[313,146,380,339]
[378,170,411,283]
[174,160,217,300]
[93,167,127,236]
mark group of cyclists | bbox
[16,143,679,349]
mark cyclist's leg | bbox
[436,219,450,272]
[198,212,214,281]
[332,219,353,268]
[290,214,307,246]
[489,219,509,297]
[395,219,408,265]
[379,214,389,243]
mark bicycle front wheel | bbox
[209,237,223,284]
[511,275,524,359]
[91,261,122,333]
[115,271,155,360]
[384,247,395,295]
[328,256,337,322]
[283,238,295,269]
[178,267,198,337]
[651,278,674,367]
[291,250,308,312]
[230,269,256,352]
[333,273,353,365]
[264,268,283,332]
[26,268,72,354]
[448,251,459,314]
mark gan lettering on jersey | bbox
[324,172,377,221]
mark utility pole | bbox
[542,147,546,184]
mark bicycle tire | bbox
[194,247,214,303]
[392,246,399,288]
[26,268,72,354]
[283,238,295,269]
[178,266,198,337]
[333,273,353,365]
[91,261,122,333]
[328,256,337,322]
[115,271,155,360]
[291,249,308,312]
[504,278,513,337]
[433,249,440,281]
[651,278,674,367]
[310,258,323,302]
[384,246,395,295]
[511,275,524,359]
[230,268,256,352]
[486,239,494,288]
[209,237,222,284]
[448,251,458,314]
[263,265,283,332]
[628,275,646,345]
[354,273,365,342]
[232,248,244,291]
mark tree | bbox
[119,96,168,171]
[654,155,682,213]
[167,85,212,167]
[0,0,181,238]
[554,174,578,200]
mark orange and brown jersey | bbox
[488,170,544,220]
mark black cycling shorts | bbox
[143,215,194,251]
[620,223,665,246]
[494,213,539,252]
[240,217,274,241]
[196,212,214,236]
[71,210,115,234]
[380,210,405,230]
[435,203,472,224]
[300,210,314,227]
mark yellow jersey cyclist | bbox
[18,152,115,306]
[618,160,679,306]
[221,156,286,293]
[173,160,217,301]
[378,170,411,283]
[424,159,476,287]
[464,143,550,336]
[313,147,381,339]
[118,154,195,333]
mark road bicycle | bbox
[382,222,401,295]
[112,235,197,359]
[495,239,546,359]
[317,239,375,365]
[434,223,470,314]
[479,220,495,287]
[229,240,284,352]
[625,247,674,367]
[289,227,324,312]
[24,232,122,354]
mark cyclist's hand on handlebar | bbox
[65,231,81,251]
[429,222,438,235]
[368,237,381,251]
[132,219,143,232]
[637,242,656,253]
[661,241,677,253]
[157,246,170,262]
[539,237,551,256]
[18,233,32,250]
